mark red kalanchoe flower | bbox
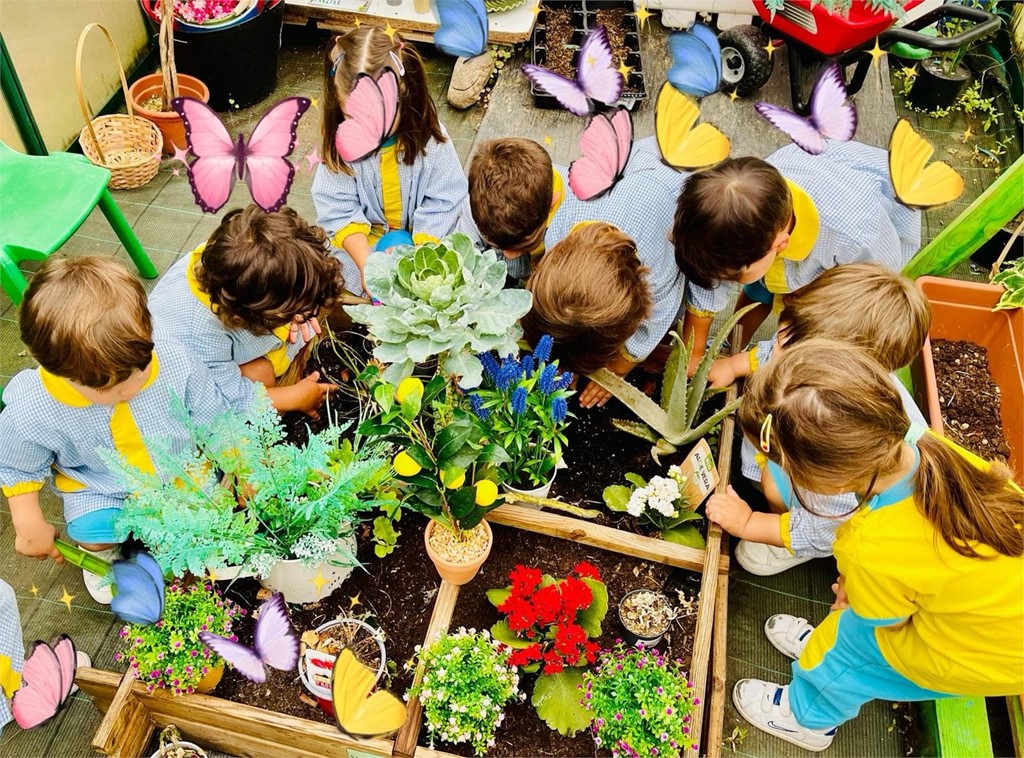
[554,622,588,658]
[532,583,563,626]
[542,648,565,674]
[558,576,594,619]
[508,643,543,668]
[509,564,543,595]
[498,595,538,633]
[573,561,602,581]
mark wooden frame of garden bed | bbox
[77,390,736,758]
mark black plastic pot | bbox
[618,589,671,649]
[172,1,285,111]
[969,226,1024,269]
[907,57,970,111]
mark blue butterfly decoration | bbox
[667,23,722,98]
[434,0,488,59]
[110,552,165,626]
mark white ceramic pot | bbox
[501,467,557,506]
[297,618,386,715]
[258,533,358,604]
[150,741,206,758]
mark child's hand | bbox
[708,357,737,388]
[831,575,849,611]
[578,379,612,409]
[705,485,753,538]
[293,371,336,418]
[288,316,322,345]
[14,518,61,561]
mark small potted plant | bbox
[469,334,575,499]
[617,590,676,649]
[582,642,698,757]
[602,460,707,549]
[298,616,386,717]
[150,725,207,758]
[408,627,521,755]
[117,580,242,696]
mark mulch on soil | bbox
[931,339,1011,462]
[541,6,578,79]
[593,8,643,94]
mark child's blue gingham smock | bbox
[0,579,23,736]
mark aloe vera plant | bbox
[589,304,757,461]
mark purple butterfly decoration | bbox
[199,592,299,683]
[521,26,623,117]
[754,62,857,155]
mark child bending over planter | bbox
[714,340,1023,753]
[0,257,229,603]
[149,205,341,416]
[314,27,467,299]
[706,263,931,576]
[463,137,686,408]
[673,141,921,370]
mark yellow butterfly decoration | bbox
[331,648,407,737]
[655,82,731,170]
[888,119,964,209]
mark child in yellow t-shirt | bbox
[711,340,1023,752]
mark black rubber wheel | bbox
[719,25,774,97]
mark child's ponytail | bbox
[393,41,446,165]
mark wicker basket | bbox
[76,23,161,190]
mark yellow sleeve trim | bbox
[747,349,759,374]
[779,511,795,554]
[412,232,438,245]
[0,655,21,699]
[619,345,642,363]
[685,304,716,319]
[2,481,43,497]
[333,223,372,248]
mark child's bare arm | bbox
[342,233,373,296]
[8,492,61,560]
[267,371,335,418]
[706,485,785,547]
[708,352,753,388]
[681,310,713,375]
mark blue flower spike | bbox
[538,363,558,395]
[551,396,569,423]
[511,386,528,416]
[534,334,554,364]
[469,393,491,421]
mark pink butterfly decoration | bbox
[334,70,400,163]
[522,26,624,117]
[172,96,310,214]
[12,635,77,730]
[754,63,856,155]
[198,592,299,684]
[569,107,633,201]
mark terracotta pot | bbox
[127,73,210,154]
[424,519,493,586]
[915,277,1023,483]
[195,662,224,694]
[258,533,359,604]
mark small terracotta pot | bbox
[128,73,210,154]
[424,519,493,586]
[195,662,224,694]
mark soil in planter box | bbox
[542,6,578,78]
[931,339,1011,462]
[593,9,643,94]
[433,524,700,757]
[214,518,439,724]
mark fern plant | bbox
[588,305,755,461]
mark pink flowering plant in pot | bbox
[116,580,243,695]
[582,643,698,757]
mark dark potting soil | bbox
[213,518,439,725]
[593,9,643,94]
[931,339,1011,462]
[430,523,701,757]
[542,6,577,79]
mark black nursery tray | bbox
[530,0,648,110]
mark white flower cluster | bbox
[291,532,338,565]
[626,475,682,519]
[248,552,278,579]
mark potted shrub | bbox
[602,460,708,549]
[298,616,386,717]
[150,725,207,758]
[617,590,676,649]
[407,627,522,756]
[111,391,397,603]
[469,334,574,499]
[116,580,242,696]
[582,642,698,757]
[130,0,210,154]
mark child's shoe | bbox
[764,614,815,660]
[732,679,836,752]
[80,547,117,604]
[71,651,92,695]
[735,540,813,576]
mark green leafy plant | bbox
[408,627,521,756]
[993,257,1024,310]
[112,390,395,578]
[603,468,705,549]
[116,580,242,695]
[346,234,532,388]
[763,0,907,18]
[582,643,698,758]
[589,306,755,461]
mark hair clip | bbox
[759,413,773,454]
[330,49,345,77]
[388,49,405,76]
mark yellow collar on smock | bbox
[764,180,820,295]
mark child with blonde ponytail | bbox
[709,339,1023,751]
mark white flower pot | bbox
[297,618,386,716]
[150,741,206,758]
[501,468,557,506]
[258,533,358,604]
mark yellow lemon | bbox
[395,377,424,404]
[475,479,498,506]
[393,450,422,477]
[442,468,466,490]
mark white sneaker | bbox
[71,651,91,695]
[80,547,117,604]
[735,540,813,576]
[765,614,816,660]
[733,679,836,752]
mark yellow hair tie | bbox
[760,413,773,454]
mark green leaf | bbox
[602,484,632,511]
[663,524,706,549]
[404,445,433,469]
[400,392,422,421]
[478,442,511,464]
[532,670,592,735]
[447,486,477,518]
[486,587,511,607]
[490,620,533,648]
[624,473,648,488]
[575,578,608,638]
[372,384,394,414]
[435,421,474,463]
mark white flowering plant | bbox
[407,628,521,756]
[602,468,705,548]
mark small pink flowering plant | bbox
[582,643,698,758]
[116,580,243,695]
[152,0,242,25]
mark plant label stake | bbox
[676,438,720,505]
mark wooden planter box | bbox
[78,394,738,758]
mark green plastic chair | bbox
[0,140,157,304]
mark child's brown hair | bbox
[321,27,445,174]
[522,223,651,374]
[777,263,931,371]
[672,157,792,289]
[468,138,553,251]
[197,205,344,335]
[20,256,154,389]
[739,339,1023,559]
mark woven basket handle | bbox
[76,23,136,165]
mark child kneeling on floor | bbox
[715,340,1023,752]
[706,263,930,576]
[0,257,230,603]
